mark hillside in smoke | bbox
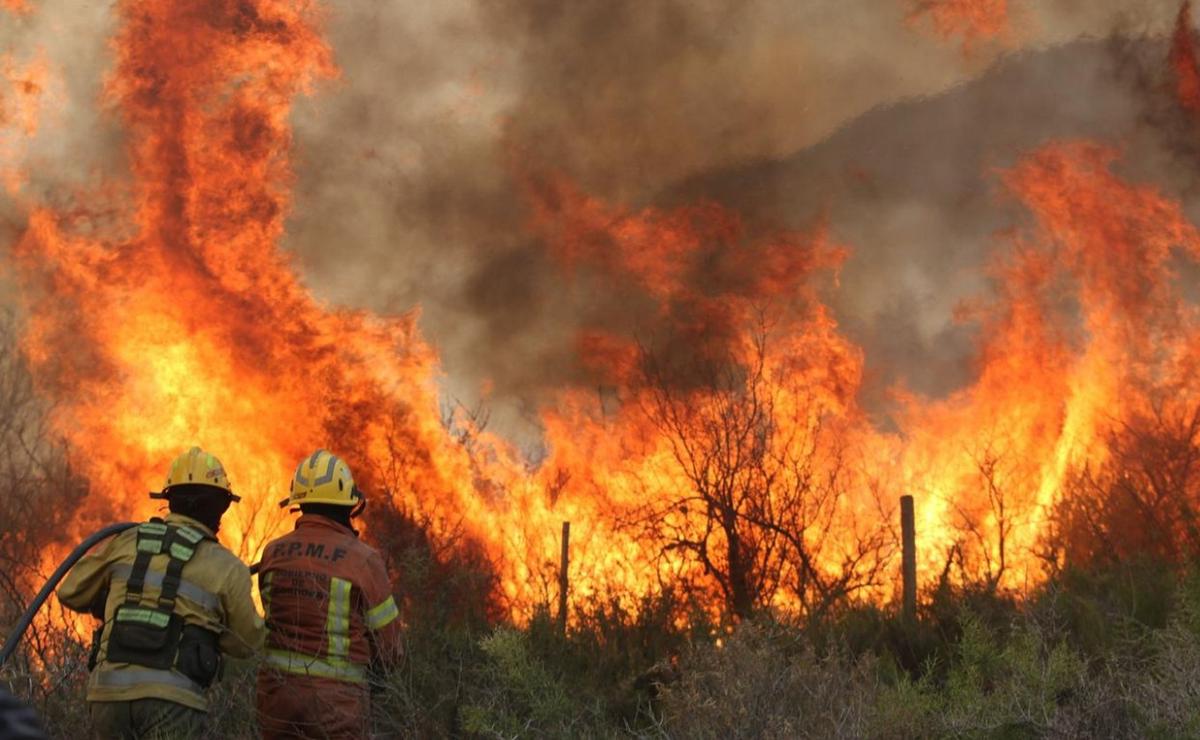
[285,23,1191,444]
[671,34,1197,424]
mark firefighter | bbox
[256,450,402,740]
[58,447,266,739]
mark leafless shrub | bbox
[202,659,262,739]
[0,309,100,735]
[0,309,88,607]
[1048,399,1200,570]
[1122,624,1200,734]
[625,321,892,619]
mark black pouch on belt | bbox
[106,605,182,670]
[176,624,221,688]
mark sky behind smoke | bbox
[0,0,1187,445]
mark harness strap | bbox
[123,521,168,603]
[159,531,186,612]
[122,520,209,609]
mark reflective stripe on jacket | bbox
[257,515,402,684]
[57,513,266,711]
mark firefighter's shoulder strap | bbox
[124,519,211,607]
[123,519,212,611]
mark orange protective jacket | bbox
[256,515,402,739]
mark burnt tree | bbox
[630,326,889,619]
[1049,400,1200,570]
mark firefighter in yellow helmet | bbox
[256,450,402,740]
[58,447,266,739]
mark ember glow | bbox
[0,50,47,194]
[906,0,1013,50]
[1172,1,1200,118]
[4,1,1200,621]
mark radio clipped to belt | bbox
[104,520,222,687]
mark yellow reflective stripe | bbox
[175,526,204,544]
[94,667,203,695]
[169,543,196,561]
[115,607,170,628]
[109,564,219,611]
[263,649,366,684]
[327,577,351,659]
[366,595,399,631]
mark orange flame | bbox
[1,1,31,15]
[899,141,1200,587]
[11,1,485,573]
[1172,1,1200,119]
[6,0,1200,625]
[906,0,1013,51]
[8,0,720,618]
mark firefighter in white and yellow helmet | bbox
[256,450,402,740]
[58,446,266,739]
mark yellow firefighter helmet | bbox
[279,449,363,509]
[151,446,239,501]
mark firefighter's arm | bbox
[56,535,117,615]
[218,560,266,659]
[362,554,402,669]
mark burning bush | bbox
[1049,400,1200,570]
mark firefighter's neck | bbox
[298,503,357,534]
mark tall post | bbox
[900,495,916,623]
[558,521,570,635]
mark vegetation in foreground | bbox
[6,551,1200,739]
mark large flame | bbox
[899,142,1200,588]
[5,0,1200,622]
[11,0,475,566]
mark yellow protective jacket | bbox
[58,513,266,711]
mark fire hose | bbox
[0,523,262,668]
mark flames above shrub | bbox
[2,0,1200,620]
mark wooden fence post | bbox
[901,495,916,623]
[558,521,570,634]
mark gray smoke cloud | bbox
[674,32,1200,422]
[0,0,121,301]
[0,0,1189,446]
[284,0,1182,443]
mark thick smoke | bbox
[281,0,1181,442]
[0,0,1188,445]
[0,0,120,297]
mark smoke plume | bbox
[0,0,1188,445]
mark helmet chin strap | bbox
[350,487,367,519]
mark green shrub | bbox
[16,557,1200,738]
[656,621,879,739]
[461,624,608,738]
